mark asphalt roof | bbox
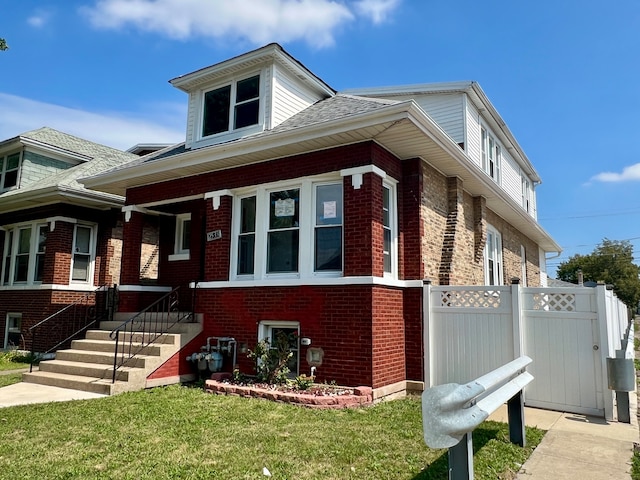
[1,127,138,201]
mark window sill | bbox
[168,253,190,262]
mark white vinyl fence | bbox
[423,282,630,419]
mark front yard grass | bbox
[0,350,32,372]
[0,385,544,479]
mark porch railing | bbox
[109,286,194,383]
[29,285,117,372]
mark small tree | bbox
[0,38,8,51]
[557,238,640,309]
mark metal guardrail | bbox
[109,285,194,383]
[422,356,533,479]
[29,285,116,372]
[606,320,636,423]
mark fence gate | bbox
[521,289,604,417]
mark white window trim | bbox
[521,173,532,214]
[484,224,503,286]
[195,70,265,147]
[230,175,344,281]
[3,313,22,349]
[520,245,528,287]
[383,179,399,279]
[258,320,300,377]
[70,223,97,285]
[169,213,191,262]
[0,150,22,193]
[480,126,501,184]
[1,221,48,286]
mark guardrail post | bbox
[449,432,474,480]
[507,390,526,446]
[422,356,534,479]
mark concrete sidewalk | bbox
[0,380,106,408]
[490,400,639,479]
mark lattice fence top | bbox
[531,292,576,311]
[439,289,502,308]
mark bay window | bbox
[232,179,343,279]
[1,222,49,285]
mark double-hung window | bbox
[521,174,532,213]
[481,128,501,183]
[267,189,300,273]
[202,74,260,138]
[0,152,20,192]
[71,225,93,282]
[169,214,191,262]
[382,182,397,277]
[233,180,343,279]
[484,225,503,286]
[1,223,49,285]
[314,184,342,272]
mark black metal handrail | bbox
[110,285,194,383]
[29,285,117,372]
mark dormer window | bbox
[1,152,21,192]
[202,74,260,138]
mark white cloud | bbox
[0,93,185,151]
[354,0,400,24]
[81,0,400,48]
[27,9,52,28]
[590,163,640,183]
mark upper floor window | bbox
[484,225,503,286]
[232,179,343,279]
[0,152,20,192]
[202,74,260,138]
[481,128,501,183]
[2,223,49,286]
[521,174,532,213]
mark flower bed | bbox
[204,375,373,409]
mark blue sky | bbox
[1,0,639,276]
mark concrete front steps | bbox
[22,316,202,396]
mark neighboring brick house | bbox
[83,43,560,397]
[0,127,145,351]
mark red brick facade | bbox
[110,141,543,390]
[0,207,122,350]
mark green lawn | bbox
[0,373,22,388]
[0,386,544,479]
[0,350,32,372]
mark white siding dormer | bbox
[190,69,267,150]
[174,44,334,150]
[271,63,321,129]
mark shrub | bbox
[247,331,293,385]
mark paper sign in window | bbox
[323,201,337,219]
[275,198,295,217]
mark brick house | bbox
[83,44,560,397]
[0,127,145,351]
